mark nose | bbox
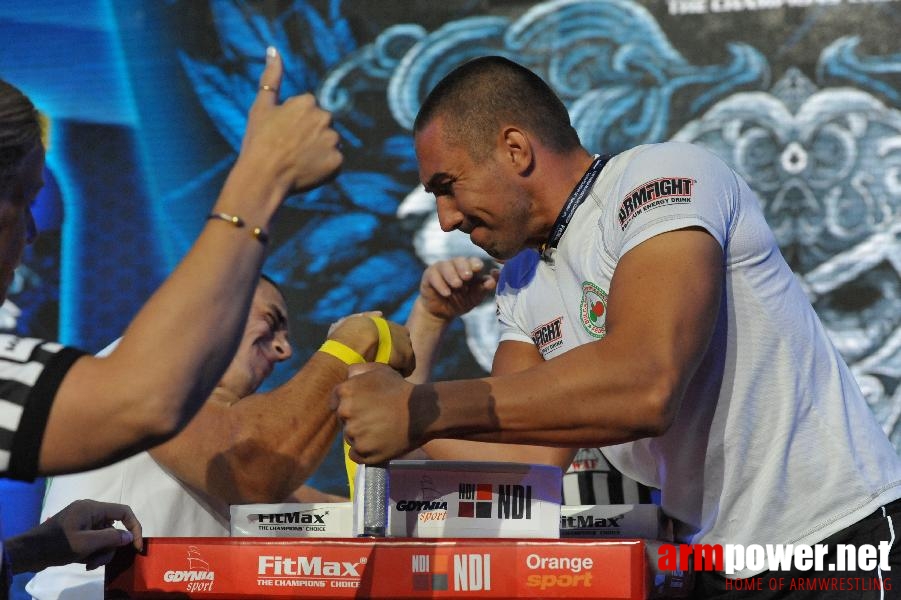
[436,196,464,232]
[273,332,292,361]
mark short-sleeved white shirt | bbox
[496,142,901,577]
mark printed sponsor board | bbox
[230,503,354,538]
[387,461,561,538]
[106,537,647,598]
[561,505,667,540]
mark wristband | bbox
[318,340,366,365]
[345,317,394,499]
[206,212,269,245]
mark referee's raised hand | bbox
[240,46,343,203]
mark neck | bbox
[531,148,596,243]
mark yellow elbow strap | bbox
[318,340,366,365]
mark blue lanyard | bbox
[541,154,612,253]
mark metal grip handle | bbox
[361,463,389,537]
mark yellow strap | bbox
[318,339,366,365]
[370,316,392,364]
[345,316,393,498]
[344,438,357,498]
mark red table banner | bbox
[105,537,653,599]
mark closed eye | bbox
[424,174,456,198]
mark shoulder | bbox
[616,142,731,174]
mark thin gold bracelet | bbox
[206,212,269,245]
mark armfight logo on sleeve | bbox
[618,177,695,231]
[531,317,564,356]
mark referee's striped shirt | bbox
[563,447,654,505]
[0,334,83,481]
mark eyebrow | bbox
[423,172,454,194]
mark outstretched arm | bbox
[149,315,414,506]
[5,500,142,573]
[334,228,723,462]
[37,48,343,475]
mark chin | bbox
[481,243,519,261]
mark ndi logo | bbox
[458,483,533,519]
[458,483,493,518]
[411,554,491,592]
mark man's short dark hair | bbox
[0,79,42,194]
[413,56,581,158]
[260,273,283,297]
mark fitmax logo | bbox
[253,511,326,524]
[561,515,623,528]
[258,556,363,577]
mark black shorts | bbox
[693,497,901,599]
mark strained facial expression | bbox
[219,278,292,396]
[415,118,532,260]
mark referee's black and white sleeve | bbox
[0,334,85,481]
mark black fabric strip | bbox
[7,346,86,481]
[578,471,596,504]
[606,467,625,505]
[0,374,38,409]
[639,483,654,504]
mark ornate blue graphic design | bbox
[168,0,901,460]
[675,65,901,446]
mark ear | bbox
[499,127,533,176]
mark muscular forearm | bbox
[37,48,343,475]
[39,164,286,474]
[405,297,452,385]
[116,163,282,401]
[150,316,404,505]
[420,232,722,450]
[151,353,347,505]
[420,339,682,448]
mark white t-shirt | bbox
[26,336,227,600]
[496,142,901,577]
[27,451,228,599]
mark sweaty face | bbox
[218,279,292,397]
[0,144,42,302]
[415,118,533,260]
